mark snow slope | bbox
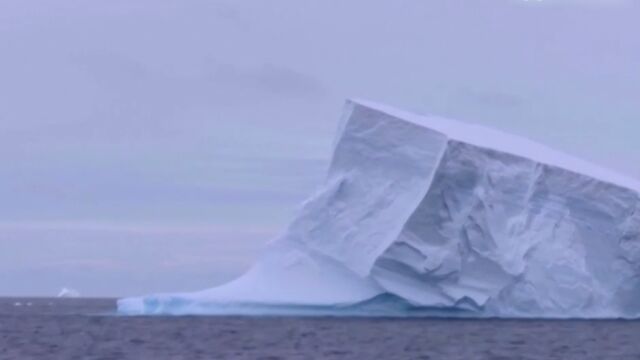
[119,100,640,318]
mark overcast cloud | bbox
[1,0,639,296]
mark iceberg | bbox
[57,287,81,298]
[119,100,640,318]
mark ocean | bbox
[1,297,639,360]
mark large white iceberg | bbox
[119,100,640,318]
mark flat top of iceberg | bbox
[351,99,640,192]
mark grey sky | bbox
[1,0,639,297]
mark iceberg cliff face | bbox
[119,100,640,318]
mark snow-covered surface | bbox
[119,100,640,318]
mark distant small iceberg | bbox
[57,287,81,298]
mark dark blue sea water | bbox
[1,297,639,360]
